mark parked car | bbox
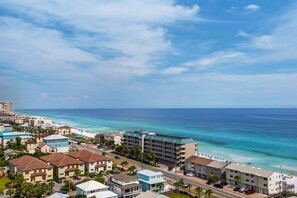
[214,183,223,189]
[115,155,120,159]
[233,187,241,191]
[245,189,255,195]
[238,187,249,193]
[181,182,189,188]
[56,178,62,183]
[185,172,195,177]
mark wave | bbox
[249,115,297,122]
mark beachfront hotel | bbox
[226,163,282,195]
[0,101,13,114]
[185,156,228,180]
[9,155,54,183]
[123,130,197,166]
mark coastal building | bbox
[0,101,13,114]
[137,169,165,193]
[4,149,21,160]
[136,191,169,198]
[0,130,32,147]
[36,142,54,153]
[9,155,53,183]
[48,192,69,198]
[104,132,123,145]
[0,123,13,131]
[57,126,71,136]
[26,139,37,154]
[28,116,53,127]
[108,174,141,197]
[226,163,282,195]
[185,156,213,179]
[35,134,49,143]
[207,160,229,180]
[40,153,85,179]
[43,134,69,152]
[68,150,112,173]
[76,180,118,198]
[123,130,197,167]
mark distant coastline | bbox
[15,108,297,175]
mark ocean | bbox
[16,108,297,174]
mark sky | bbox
[1,0,297,109]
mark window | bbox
[264,184,267,187]
[264,178,267,181]
[246,174,249,176]
[48,168,51,171]
[246,179,249,182]
[230,175,233,178]
[251,180,254,183]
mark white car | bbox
[185,173,195,177]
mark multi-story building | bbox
[108,174,141,198]
[0,101,13,114]
[207,160,229,180]
[0,124,13,131]
[123,130,197,166]
[68,150,112,173]
[76,180,118,198]
[0,130,32,147]
[43,134,69,153]
[40,153,85,179]
[28,116,53,127]
[137,169,165,193]
[226,163,282,195]
[104,132,123,145]
[9,155,53,183]
[57,126,71,136]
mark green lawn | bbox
[0,176,12,190]
[169,193,189,198]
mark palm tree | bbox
[6,188,14,197]
[48,181,55,194]
[74,169,81,179]
[205,189,213,198]
[234,175,241,186]
[156,182,164,192]
[188,183,192,196]
[120,161,128,170]
[128,165,137,175]
[195,187,203,198]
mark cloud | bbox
[162,67,187,75]
[245,4,261,12]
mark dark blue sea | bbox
[17,108,297,174]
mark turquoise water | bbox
[17,109,297,174]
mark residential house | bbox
[108,174,141,198]
[3,149,21,160]
[76,180,118,198]
[136,191,169,198]
[137,169,165,193]
[104,132,123,145]
[43,134,69,153]
[36,142,54,153]
[226,163,282,195]
[48,192,69,198]
[185,156,213,179]
[26,139,37,154]
[68,150,112,173]
[35,134,49,143]
[0,130,32,147]
[124,130,197,167]
[57,126,71,136]
[40,153,85,179]
[9,155,53,183]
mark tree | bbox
[95,174,105,183]
[156,182,164,192]
[6,188,14,197]
[234,175,241,186]
[188,183,192,195]
[74,169,81,179]
[205,189,213,198]
[120,161,128,170]
[207,175,219,185]
[127,165,137,175]
[195,187,203,198]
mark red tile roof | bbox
[58,126,71,129]
[40,153,84,167]
[9,155,52,172]
[68,150,111,163]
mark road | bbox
[75,143,251,198]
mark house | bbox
[26,140,37,154]
[137,169,165,193]
[108,174,141,197]
[40,153,85,179]
[57,126,71,136]
[226,163,282,195]
[35,134,49,143]
[68,150,112,173]
[124,131,197,167]
[36,142,54,153]
[104,132,123,145]
[76,180,118,198]
[9,155,53,183]
[48,192,69,198]
[3,149,21,160]
[43,134,69,153]
[0,131,32,147]
[136,191,169,198]
[206,160,229,180]
[185,156,213,179]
